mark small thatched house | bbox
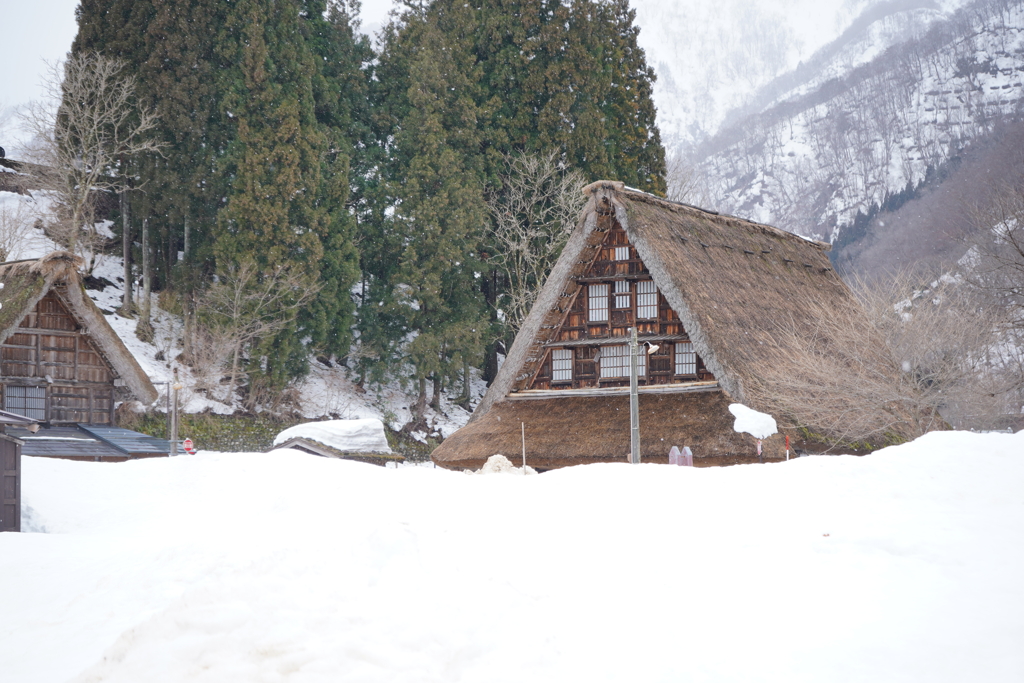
[432,182,879,471]
[0,252,157,424]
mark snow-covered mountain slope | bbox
[634,0,971,148]
[690,0,1024,243]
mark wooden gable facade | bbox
[0,292,116,424]
[529,222,714,391]
[0,252,157,426]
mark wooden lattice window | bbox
[675,342,697,376]
[614,280,631,309]
[5,386,46,420]
[637,280,658,319]
[614,246,630,261]
[551,348,573,382]
[588,284,609,322]
[600,344,645,378]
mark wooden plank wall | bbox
[0,293,115,424]
[0,437,20,532]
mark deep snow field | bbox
[1,429,1022,682]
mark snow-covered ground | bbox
[2,429,1021,682]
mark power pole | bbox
[629,326,640,464]
[169,367,181,456]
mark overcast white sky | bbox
[0,0,400,111]
[1,0,79,110]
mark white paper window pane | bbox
[588,284,609,322]
[614,246,630,261]
[599,344,645,378]
[552,348,573,381]
[614,280,630,308]
[675,342,697,376]
[637,280,658,318]
[5,385,46,420]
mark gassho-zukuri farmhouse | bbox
[432,181,884,471]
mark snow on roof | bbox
[273,418,392,454]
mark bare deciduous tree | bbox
[21,52,160,271]
[665,150,713,207]
[747,270,1021,448]
[0,199,41,261]
[486,151,587,337]
[198,260,320,407]
[966,180,1024,332]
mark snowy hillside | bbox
[692,0,1024,241]
[0,183,481,438]
[2,430,1022,681]
[633,0,971,148]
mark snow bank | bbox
[468,453,537,475]
[272,418,392,454]
[1,430,1023,682]
[729,402,778,439]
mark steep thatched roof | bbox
[0,252,158,405]
[471,182,862,419]
[433,182,878,469]
[0,157,53,195]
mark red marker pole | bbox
[785,434,790,461]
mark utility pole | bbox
[629,327,640,464]
[169,368,181,456]
[628,328,659,465]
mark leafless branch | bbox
[747,269,1021,447]
[486,151,587,337]
[20,52,161,269]
[197,260,321,406]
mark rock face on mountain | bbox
[680,0,1024,261]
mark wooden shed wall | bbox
[0,436,20,532]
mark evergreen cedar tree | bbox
[68,0,666,403]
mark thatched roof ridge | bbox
[469,181,866,422]
[617,187,833,252]
[0,252,158,405]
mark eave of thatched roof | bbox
[0,157,57,196]
[432,389,781,471]
[470,182,863,423]
[0,252,158,405]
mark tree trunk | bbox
[181,218,194,364]
[459,357,471,409]
[182,290,195,365]
[225,341,241,406]
[431,374,442,412]
[136,217,154,342]
[483,268,500,384]
[120,189,133,314]
[410,376,427,428]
